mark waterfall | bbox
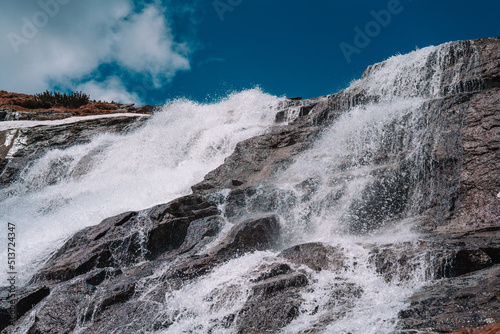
[145,41,481,333]
[0,88,280,284]
[2,40,485,333]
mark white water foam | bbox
[349,40,481,100]
[135,41,481,333]
[0,88,281,283]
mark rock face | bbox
[2,195,283,333]
[193,39,500,234]
[0,115,148,187]
[398,266,500,333]
[452,323,500,334]
[1,37,500,333]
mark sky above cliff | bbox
[0,0,499,106]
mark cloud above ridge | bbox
[0,0,191,104]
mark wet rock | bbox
[32,195,218,283]
[301,280,364,334]
[82,276,137,321]
[5,281,95,334]
[274,99,319,124]
[145,196,219,259]
[475,37,500,88]
[173,215,223,256]
[397,265,500,332]
[0,115,148,187]
[221,185,298,220]
[368,232,499,283]
[167,214,281,282]
[274,110,287,123]
[210,214,280,257]
[0,109,8,121]
[85,267,122,287]
[191,125,322,194]
[15,215,281,333]
[451,323,500,334]
[452,249,493,276]
[77,300,161,334]
[452,87,500,231]
[236,272,308,333]
[251,272,308,297]
[249,263,293,283]
[0,286,50,331]
[99,282,135,309]
[132,214,283,306]
[280,242,345,272]
[368,242,442,283]
[346,167,412,234]
[1,264,160,333]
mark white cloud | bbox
[76,76,143,105]
[0,0,191,102]
[114,5,190,87]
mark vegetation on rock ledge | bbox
[13,90,91,109]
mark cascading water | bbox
[2,41,485,333]
[144,41,481,333]
[0,88,281,284]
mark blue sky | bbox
[0,0,499,106]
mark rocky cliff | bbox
[1,37,499,333]
[0,115,149,188]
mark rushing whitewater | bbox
[147,41,483,333]
[2,40,490,333]
[0,89,281,283]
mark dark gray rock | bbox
[453,249,493,276]
[475,37,500,88]
[191,126,323,194]
[369,228,500,283]
[32,194,219,283]
[209,214,280,257]
[280,242,345,272]
[0,286,50,331]
[163,214,281,284]
[397,265,500,332]
[0,115,148,187]
[12,281,94,334]
[236,272,308,333]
